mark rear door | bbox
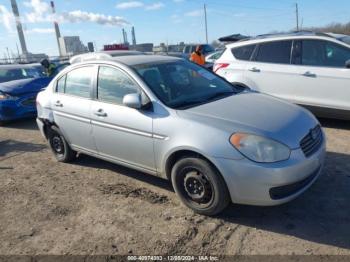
[245,40,298,101]
[90,65,155,172]
[291,39,350,111]
[51,66,97,152]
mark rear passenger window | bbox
[65,67,93,98]
[255,41,292,64]
[232,45,256,60]
[56,75,66,93]
[97,66,139,104]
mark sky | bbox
[0,0,349,57]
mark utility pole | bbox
[295,3,299,31]
[16,42,20,62]
[6,47,11,63]
[204,4,208,44]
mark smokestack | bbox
[10,0,28,54]
[131,26,136,47]
[50,1,62,57]
[122,28,128,45]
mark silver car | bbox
[36,55,326,215]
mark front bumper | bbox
[0,94,37,121]
[211,137,326,206]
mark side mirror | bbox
[346,59,350,69]
[123,93,142,109]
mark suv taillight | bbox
[213,63,229,73]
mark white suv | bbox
[214,32,350,120]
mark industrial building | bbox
[59,36,88,57]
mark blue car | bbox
[0,63,67,124]
[0,64,52,123]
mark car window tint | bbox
[232,45,256,60]
[134,60,235,108]
[97,66,139,104]
[202,45,214,54]
[255,41,292,64]
[291,40,302,65]
[65,66,93,98]
[302,40,350,67]
[56,75,66,93]
[0,68,38,83]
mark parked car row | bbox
[3,31,348,215]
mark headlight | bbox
[230,133,291,163]
[0,91,17,101]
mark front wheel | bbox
[47,126,76,162]
[171,157,230,216]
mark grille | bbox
[300,125,323,157]
[21,96,36,107]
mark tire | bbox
[171,157,230,216]
[47,125,76,162]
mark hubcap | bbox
[52,135,64,154]
[183,170,213,204]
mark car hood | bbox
[0,77,51,96]
[177,92,319,149]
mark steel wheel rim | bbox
[181,168,214,207]
[51,135,64,155]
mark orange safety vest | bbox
[190,52,205,65]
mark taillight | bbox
[213,63,229,73]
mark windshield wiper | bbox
[172,99,208,109]
[205,91,235,101]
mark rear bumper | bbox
[211,137,326,206]
[36,118,46,139]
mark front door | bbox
[291,39,350,111]
[91,65,155,172]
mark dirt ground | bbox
[0,118,349,256]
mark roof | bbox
[102,50,145,56]
[110,55,181,66]
[224,31,350,48]
[0,63,41,69]
[238,31,335,42]
[218,34,250,42]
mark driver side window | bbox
[97,66,140,105]
[302,40,350,68]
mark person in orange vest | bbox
[190,45,205,66]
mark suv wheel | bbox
[171,157,230,216]
[47,126,76,162]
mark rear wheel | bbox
[171,157,230,216]
[47,126,76,162]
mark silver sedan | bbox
[36,55,326,215]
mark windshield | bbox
[133,60,236,109]
[0,67,45,83]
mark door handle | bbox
[54,101,63,107]
[302,71,316,78]
[94,109,107,117]
[248,67,260,73]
